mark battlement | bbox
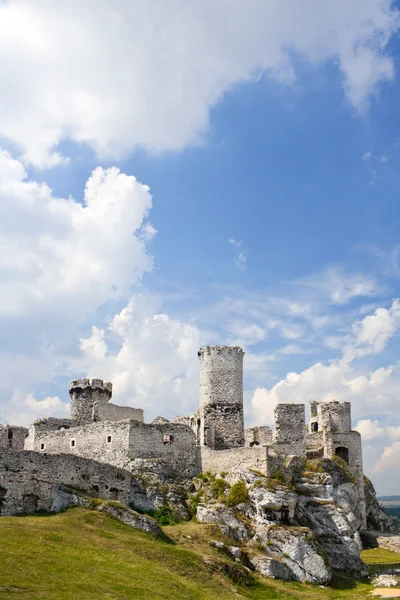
[69,378,112,395]
[198,345,244,358]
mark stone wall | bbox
[244,426,272,447]
[0,448,133,516]
[95,402,143,423]
[200,446,272,476]
[129,422,198,479]
[31,420,132,466]
[272,404,306,456]
[28,419,198,480]
[0,425,28,450]
[198,345,244,449]
[318,401,351,433]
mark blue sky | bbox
[1,0,400,493]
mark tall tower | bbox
[198,346,244,449]
[69,378,112,423]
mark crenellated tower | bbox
[198,345,245,449]
[69,378,113,423]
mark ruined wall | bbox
[31,420,132,466]
[200,446,271,476]
[95,402,143,423]
[244,426,272,447]
[309,400,319,433]
[272,404,306,456]
[129,422,198,479]
[29,419,198,480]
[318,401,351,434]
[0,448,132,516]
[306,432,324,459]
[198,345,244,449]
[330,431,366,527]
[0,426,28,450]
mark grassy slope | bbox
[0,508,394,600]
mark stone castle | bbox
[0,345,365,524]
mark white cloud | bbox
[375,441,400,473]
[344,299,400,360]
[280,344,310,355]
[78,296,201,419]
[1,391,69,427]
[0,151,153,320]
[0,0,397,166]
[251,299,400,427]
[300,268,379,305]
[0,151,154,424]
[235,252,247,270]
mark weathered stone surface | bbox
[295,495,367,576]
[252,524,331,584]
[372,574,399,588]
[0,448,133,516]
[375,534,400,554]
[198,346,245,449]
[51,486,162,536]
[249,555,295,581]
[196,503,248,541]
[364,476,397,533]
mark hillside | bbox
[0,507,394,600]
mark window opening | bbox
[40,443,45,450]
[163,434,174,444]
[311,422,319,432]
[107,435,112,443]
[335,446,349,465]
[70,439,76,448]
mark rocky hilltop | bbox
[121,455,395,585]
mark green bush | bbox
[211,478,230,498]
[273,469,285,483]
[224,481,250,507]
[151,506,178,526]
[189,494,202,517]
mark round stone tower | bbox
[69,378,112,423]
[198,345,245,449]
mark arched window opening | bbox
[335,446,349,465]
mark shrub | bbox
[211,478,230,498]
[151,506,178,526]
[273,469,285,483]
[224,481,250,507]
[189,494,202,517]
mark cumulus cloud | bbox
[0,151,154,423]
[375,441,400,473]
[251,299,400,426]
[77,296,201,420]
[0,0,397,166]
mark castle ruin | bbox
[0,345,365,525]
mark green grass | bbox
[361,547,400,565]
[0,508,398,599]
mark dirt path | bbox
[371,589,400,598]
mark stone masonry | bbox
[198,346,245,449]
[0,344,366,525]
